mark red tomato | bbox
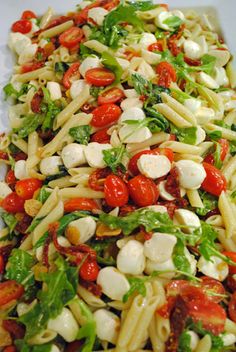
[229,292,236,322]
[1,193,25,213]
[15,178,42,200]
[156,147,174,163]
[104,174,129,207]
[0,151,8,160]
[11,19,32,34]
[64,198,99,212]
[204,139,229,165]
[91,104,121,127]
[0,281,24,306]
[59,27,83,49]
[63,63,80,89]
[46,16,72,29]
[3,347,16,352]
[156,296,176,318]
[85,68,115,87]
[187,299,226,335]
[31,90,43,113]
[0,255,4,274]
[90,127,110,144]
[156,61,177,88]
[166,280,206,302]
[2,319,25,339]
[88,168,111,191]
[222,251,236,274]
[21,61,44,73]
[21,10,37,20]
[128,175,159,207]
[5,170,16,188]
[148,40,164,52]
[201,162,227,196]
[184,56,201,66]
[80,259,99,281]
[200,276,225,303]
[98,87,125,105]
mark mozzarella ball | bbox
[84,142,112,168]
[18,44,38,65]
[144,233,177,263]
[184,98,201,113]
[174,209,201,233]
[184,40,202,60]
[14,160,29,180]
[145,258,176,278]
[47,82,62,101]
[116,58,130,70]
[214,67,229,87]
[70,79,90,100]
[124,89,139,98]
[8,32,31,55]
[137,60,156,80]
[40,156,63,176]
[139,33,157,49]
[186,331,200,350]
[79,56,101,77]
[66,216,96,244]
[119,125,152,143]
[88,7,108,26]
[48,308,79,342]
[195,126,206,145]
[195,35,208,55]
[221,333,236,346]
[197,255,229,281]
[141,49,161,65]
[137,155,171,180]
[175,160,206,189]
[94,309,120,344]
[97,267,130,300]
[120,98,143,111]
[197,72,219,89]
[159,181,186,201]
[117,240,145,275]
[155,11,172,31]
[120,107,145,122]
[61,143,86,168]
[0,182,12,199]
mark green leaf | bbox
[36,186,51,203]
[79,44,99,59]
[196,191,218,217]
[213,142,223,169]
[132,72,153,96]
[170,124,197,144]
[90,86,104,99]
[230,140,236,155]
[206,130,222,141]
[26,217,45,233]
[128,0,156,11]
[5,249,35,290]
[101,51,123,83]
[3,83,35,99]
[44,165,69,184]
[163,16,183,30]
[54,61,69,73]
[172,238,191,274]
[13,114,44,138]
[177,330,192,352]
[1,212,18,233]
[123,277,147,303]
[69,125,92,145]
[15,340,52,352]
[103,145,126,173]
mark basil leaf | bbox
[3,83,34,99]
[101,51,123,83]
[90,86,104,99]
[170,124,197,144]
[123,277,147,303]
[1,211,18,233]
[79,43,99,59]
[172,238,191,274]
[163,16,183,30]
[177,330,192,352]
[196,191,218,217]
[103,145,126,173]
[13,114,44,138]
[69,125,92,145]
[36,186,51,203]
[54,61,69,73]
[206,130,222,141]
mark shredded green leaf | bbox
[101,51,123,83]
[69,125,92,145]
[103,145,126,173]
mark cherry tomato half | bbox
[156,61,177,88]
[200,276,225,303]
[0,280,24,306]
[148,40,164,52]
[15,178,42,200]
[98,87,125,105]
[128,175,159,207]
[11,19,32,34]
[79,258,99,281]
[90,127,110,144]
[21,61,44,74]
[204,139,229,165]
[59,27,83,49]
[88,168,111,191]
[1,193,25,213]
[201,162,227,196]
[5,170,16,188]
[229,292,236,323]
[222,251,236,275]
[63,62,80,89]
[64,198,99,212]
[104,174,129,207]
[91,103,121,127]
[21,10,37,20]
[85,68,115,87]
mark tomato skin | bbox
[59,27,83,49]
[0,280,24,306]
[204,139,229,165]
[200,276,225,303]
[229,292,236,323]
[184,56,201,66]
[11,19,32,34]
[90,127,110,144]
[91,104,121,127]
[148,40,164,52]
[222,251,236,274]
[104,174,129,207]
[15,178,42,200]
[3,347,17,352]
[5,170,16,188]
[21,61,44,73]
[64,198,99,212]
[63,62,80,89]
[156,61,177,88]
[88,168,111,191]
[156,147,174,163]
[1,193,25,213]
[79,259,99,281]
[0,255,4,274]
[21,10,37,20]
[98,87,125,105]
[85,68,115,87]
[201,162,227,196]
[128,175,159,207]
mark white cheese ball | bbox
[137,154,171,179]
[18,44,38,65]
[94,309,120,344]
[144,233,177,263]
[47,82,62,101]
[174,209,201,233]
[61,143,86,168]
[84,142,112,168]
[137,60,156,81]
[117,240,145,275]
[120,107,145,122]
[186,331,200,350]
[221,333,236,346]
[0,182,12,199]
[145,258,176,278]
[139,33,157,49]
[120,98,143,111]
[88,7,108,26]
[197,255,229,281]
[8,32,31,55]
[79,56,101,77]
[14,160,29,180]
[175,160,206,189]
[48,307,79,342]
[97,267,130,300]
[119,125,152,143]
[39,156,63,176]
[70,80,90,100]
[66,216,96,244]
[197,72,219,89]
[155,11,172,30]
[184,40,202,60]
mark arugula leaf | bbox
[101,52,123,83]
[54,61,69,73]
[1,211,18,233]
[36,186,51,203]
[5,249,35,290]
[144,106,169,131]
[177,330,192,352]
[206,130,222,141]
[3,83,35,100]
[172,238,191,274]
[123,277,147,303]
[163,16,183,30]
[19,256,78,340]
[128,0,156,11]
[231,189,236,202]
[230,140,236,155]
[174,53,216,76]
[90,86,104,99]
[103,145,126,173]
[212,141,223,169]
[69,125,92,145]
[13,114,44,138]
[41,87,62,131]
[79,43,99,60]
[15,340,52,352]
[196,191,218,217]
[170,124,197,144]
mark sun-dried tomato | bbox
[2,320,25,340]
[165,167,181,199]
[15,214,32,234]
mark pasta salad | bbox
[1,1,236,351]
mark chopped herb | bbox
[1,211,18,233]
[3,83,35,100]
[170,124,197,144]
[103,145,126,173]
[177,330,192,352]
[206,130,222,141]
[36,186,51,203]
[172,238,191,274]
[163,16,183,30]
[44,165,69,184]
[90,86,104,99]
[13,114,44,139]
[69,125,92,145]
[79,43,100,59]
[196,191,218,217]
[54,61,69,73]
